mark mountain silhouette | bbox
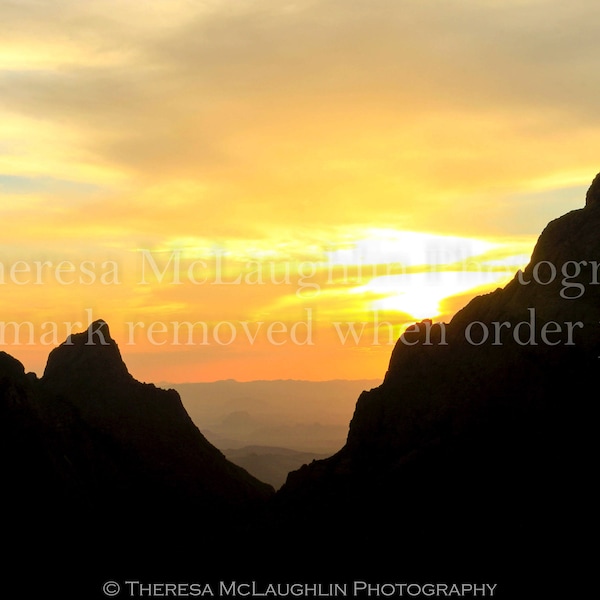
[39,319,273,512]
[272,174,599,594]
[2,322,273,597]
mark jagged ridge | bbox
[273,174,599,592]
[2,322,273,545]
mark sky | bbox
[1,0,598,382]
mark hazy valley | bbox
[170,379,380,487]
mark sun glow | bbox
[1,0,594,382]
[361,270,516,321]
[332,231,529,322]
[325,229,497,269]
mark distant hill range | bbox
[223,445,330,489]
[169,378,380,453]
[3,172,598,598]
[168,378,379,487]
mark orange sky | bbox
[1,0,598,382]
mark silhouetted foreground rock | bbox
[275,176,599,596]
[586,171,600,207]
[2,323,273,598]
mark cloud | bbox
[2,1,598,173]
[1,1,598,246]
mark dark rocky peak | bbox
[7,318,273,530]
[446,173,600,338]
[585,171,600,208]
[0,352,32,412]
[38,319,189,451]
[0,351,26,380]
[39,319,192,430]
[276,174,598,585]
[530,174,600,264]
[42,319,131,387]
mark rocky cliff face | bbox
[38,319,274,516]
[275,176,599,591]
[2,322,273,595]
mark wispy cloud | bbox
[1,0,597,380]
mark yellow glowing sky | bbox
[1,0,598,382]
